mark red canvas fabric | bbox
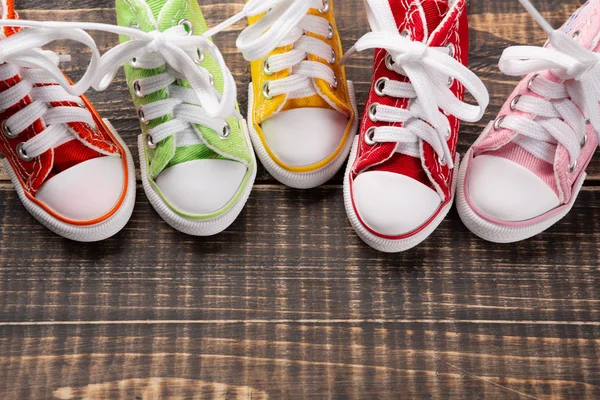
[0,0,120,195]
[350,0,468,201]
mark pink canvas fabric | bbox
[472,0,600,204]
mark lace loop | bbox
[94,24,236,121]
[0,19,106,160]
[494,0,600,166]
[0,22,101,96]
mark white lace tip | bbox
[339,47,356,67]
[58,55,72,63]
[518,0,554,34]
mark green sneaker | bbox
[114,0,256,236]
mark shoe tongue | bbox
[145,0,168,21]
[422,0,448,35]
[395,0,448,41]
[371,0,449,191]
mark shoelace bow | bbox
[0,19,237,156]
[494,0,600,171]
[342,11,489,169]
[209,0,338,99]
[0,21,102,161]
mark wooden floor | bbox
[2,0,599,398]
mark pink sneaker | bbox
[457,0,600,243]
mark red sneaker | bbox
[343,0,488,252]
[0,0,135,241]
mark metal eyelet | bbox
[328,49,337,65]
[580,134,587,149]
[365,127,376,145]
[208,72,215,87]
[195,48,205,65]
[510,94,521,111]
[219,121,231,139]
[368,103,379,122]
[2,119,17,139]
[569,160,577,173]
[130,57,140,68]
[263,58,273,76]
[447,43,456,58]
[438,154,447,166]
[326,23,334,40]
[146,133,157,149]
[572,30,581,40]
[494,115,506,130]
[16,142,33,162]
[133,79,144,98]
[90,123,98,133]
[138,106,149,125]
[374,77,388,96]
[445,126,451,140]
[527,73,539,91]
[330,75,338,90]
[178,19,194,36]
[262,81,273,99]
[385,53,395,71]
[319,0,330,13]
[401,30,411,39]
[447,76,454,87]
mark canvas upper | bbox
[346,0,487,241]
[240,0,357,178]
[463,0,600,223]
[0,0,132,227]
[116,0,256,218]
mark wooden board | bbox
[1,1,599,399]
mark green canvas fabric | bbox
[116,0,253,180]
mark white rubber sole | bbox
[3,119,136,242]
[139,120,257,236]
[456,150,585,243]
[343,137,459,253]
[247,81,359,189]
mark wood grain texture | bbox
[1,0,599,399]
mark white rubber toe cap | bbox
[353,171,441,236]
[467,155,560,222]
[261,108,348,167]
[156,159,247,215]
[35,156,124,221]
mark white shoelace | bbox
[209,0,338,99]
[493,0,600,171]
[0,20,238,153]
[0,22,102,161]
[342,8,489,169]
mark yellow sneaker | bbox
[221,0,358,189]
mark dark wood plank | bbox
[1,184,600,399]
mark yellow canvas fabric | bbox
[248,1,355,173]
